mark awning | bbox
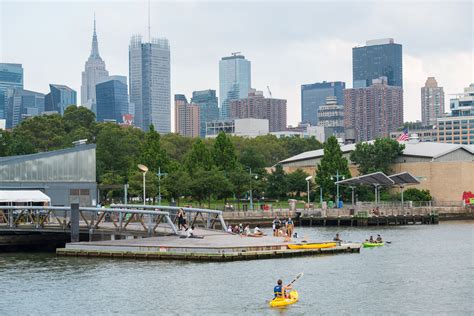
[335,172,395,187]
[0,190,51,203]
[388,172,420,186]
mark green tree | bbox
[12,114,68,152]
[228,166,251,208]
[266,164,288,199]
[402,188,432,202]
[184,138,213,175]
[213,132,238,173]
[63,105,96,135]
[161,133,194,163]
[162,168,191,205]
[287,169,310,197]
[138,124,169,173]
[0,130,12,156]
[315,136,351,200]
[238,146,266,174]
[350,138,405,174]
[128,170,159,203]
[189,167,233,207]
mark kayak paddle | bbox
[286,272,304,287]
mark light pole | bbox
[305,176,312,207]
[156,167,167,205]
[330,170,345,208]
[249,168,258,210]
[138,164,148,205]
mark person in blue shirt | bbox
[274,279,291,298]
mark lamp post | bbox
[156,167,167,205]
[305,176,312,207]
[138,164,148,205]
[249,168,258,210]
[330,170,345,208]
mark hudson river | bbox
[1,221,472,315]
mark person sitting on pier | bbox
[333,233,342,242]
[369,236,375,243]
[274,279,292,299]
[244,224,251,236]
[227,225,233,233]
[186,225,194,238]
[376,234,383,243]
[254,225,263,236]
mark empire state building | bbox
[81,17,109,112]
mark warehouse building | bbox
[0,143,97,206]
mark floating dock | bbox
[57,229,361,262]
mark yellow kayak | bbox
[269,290,299,307]
[287,242,337,250]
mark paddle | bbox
[286,272,304,288]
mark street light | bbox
[330,170,345,208]
[305,176,312,207]
[138,164,148,205]
[156,167,167,205]
[249,168,258,210]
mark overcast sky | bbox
[1,0,473,128]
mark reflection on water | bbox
[0,221,473,315]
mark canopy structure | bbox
[335,172,395,187]
[388,172,420,186]
[0,190,51,204]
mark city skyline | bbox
[1,1,472,127]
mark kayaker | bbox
[274,279,292,298]
[333,233,342,242]
[376,234,383,243]
[369,236,374,243]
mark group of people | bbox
[367,234,383,243]
[227,224,264,236]
[272,217,295,240]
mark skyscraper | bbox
[6,88,45,128]
[96,76,129,123]
[129,35,171,132]
[219,53,251,119]
[344,77,404,142]
[230,89,287,132]
[45,84,77,115]
[421,77,445,126]
[191,89,219,138]
[352,38,403,88]
[301,81,345,125]
[174,94,200,138]
[0,63,23,119]
[317,96,345,139]
[81,17,109,111]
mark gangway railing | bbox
[111,204,227,231]
[0,205,178,236]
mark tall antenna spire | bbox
[90,13,100,59]
[94,12,96,34]
[148,0,151,42]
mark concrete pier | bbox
[57,229,361,262]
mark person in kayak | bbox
[274,279,292,298]
[333,233,342,242]
[369,236,374,243]
[376,234,383,243]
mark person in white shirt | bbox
[254,225,263,236]
[186,226,194,238]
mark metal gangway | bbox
[111,204,228,232]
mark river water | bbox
[0,221,473,315]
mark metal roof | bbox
[0,144,96,165]
[336,172,395,187]
[388,172,420,185]
[279,141,474,165]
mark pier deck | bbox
[57,229,361,262]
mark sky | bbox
[1,0,473,128]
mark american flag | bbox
[397,128,409,142]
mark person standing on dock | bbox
[286,218,294,238]
[273,217,281,236]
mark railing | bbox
[111,204,227,231]
[300,207,437,217]
[0,205,178,236]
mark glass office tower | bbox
[301,81,345,126]
[0,63,23,119]
[96,76,129,123]
[219,54,251,119]
[45,84,77,115]
[6,88,45,128]
[129,35,170,132]
[191,89,219,138]
[352,38,403,88]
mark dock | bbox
[57,229,361,262]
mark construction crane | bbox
[267,86,272,99]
